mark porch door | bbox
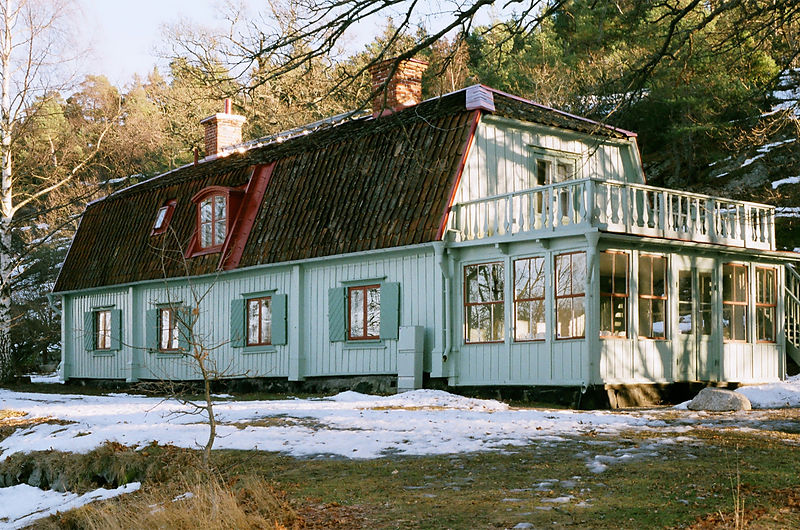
[676,261,715,381]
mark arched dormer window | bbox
[186,186,243,257]
[199,194,227,248]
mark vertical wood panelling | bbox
[68,291,130,379]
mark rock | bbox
[687,387,751,411]
[51,473,69,493]
[26,466,43,488]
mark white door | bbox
[676,259,715,381]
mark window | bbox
[151,199,176,235]
[199,194,227,248]
[465,262,505,343]
[158,307,180,351]
[514,257,545,341]
[638,255,667,339]
[600,252,628,337]
[247,297,272,346]
[531,156,576,187]
[722,263,748,341]
[756,267,776,343]
[678,270,692,335]
[96,310,111,350]
[555,252,585,339]
[349,285,380,340]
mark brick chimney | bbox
[200,98,247,156]
[368,58,428,117]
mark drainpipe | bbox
[434,242,451,362]
[46,292,59,312]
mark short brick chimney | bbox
[368,58,428,117]
[201,98,246,156]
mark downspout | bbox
[46,292,59,312]
[434,241,451,362]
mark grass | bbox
[2,427,798,529]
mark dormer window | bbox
[200,194,227,248]
[186,186,243,257]
[151,200,177,235]
[529,147,580,187]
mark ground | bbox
[1,377,799,528]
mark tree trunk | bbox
[0,0,14,382]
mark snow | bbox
[736,375,800,409]
[27,372,63,384]
[0,482,140,529]
[0,389,655,460]
[775,207,800,218]
[771,176,800,189]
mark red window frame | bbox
[198,194,227,250]
[96,310,111,350]
[600,251,629,339]
[723,263,748,343]
[348,285,381,341]
[513,256,545,342]
[464,262,505,344]
[638,254,668,340]
[151,199,177,236]
[186,186,243,258]
[246,296,272,346]
[159,307,180,351]
[755,266,776,343]
[555,252,586,340]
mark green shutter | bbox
[380,282,400,340]
[230,298,245,348]
[110,309,122,351]
[271,294,287,346]
[328,287,347,342]
[145,309,158,351]
[178,307,192,353]
[83,311,95,351]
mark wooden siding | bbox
[65,290,130,380]
[303,251,437,377]
[454,116,640,205]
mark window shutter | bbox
[328,287,346,342]
[272,294,287,346]
[83,311,95,351]
[178,307,192,353]
[109,309,122,351]
[230,298,245,348]
[145,309,158,351]
[380,282,400,340]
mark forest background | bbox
[8,0,800,375]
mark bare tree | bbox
[0,0,114,380]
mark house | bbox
[52,58,800,402]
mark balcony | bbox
[447,178,775,250]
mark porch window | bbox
[722,263,748,342]
[638,255,667,339]
[199,194,227,248]
[349,285,380,340]
[96,310,111,350]
[755,267,776,343]
[159,307,180,351]
[555,252,585,339]
[514,257,545,341]
[465,262,505,343]
[532,157,576,187]
[678,270,692,334]
[247,297,272,346]
[600,252,628,337]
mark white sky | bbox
[79,0,227,86]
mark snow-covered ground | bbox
[1,377,799,528]
[0,483,139,529]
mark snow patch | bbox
[771,176,800,189]
[0,482,140,529]
[736,375,800,409]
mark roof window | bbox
[151,200,177,236]
[185,186,243,258]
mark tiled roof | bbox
[53,86,632,292]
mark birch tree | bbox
[0,0,111,380]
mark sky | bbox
[79,0,227,86]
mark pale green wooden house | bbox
[52,59,800,399]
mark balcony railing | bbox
[447,178,775,250]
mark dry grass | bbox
[44,475,303,530]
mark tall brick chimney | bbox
[201,98,247,156]
[368,58,428,117]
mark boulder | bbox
[687,387,751,411]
